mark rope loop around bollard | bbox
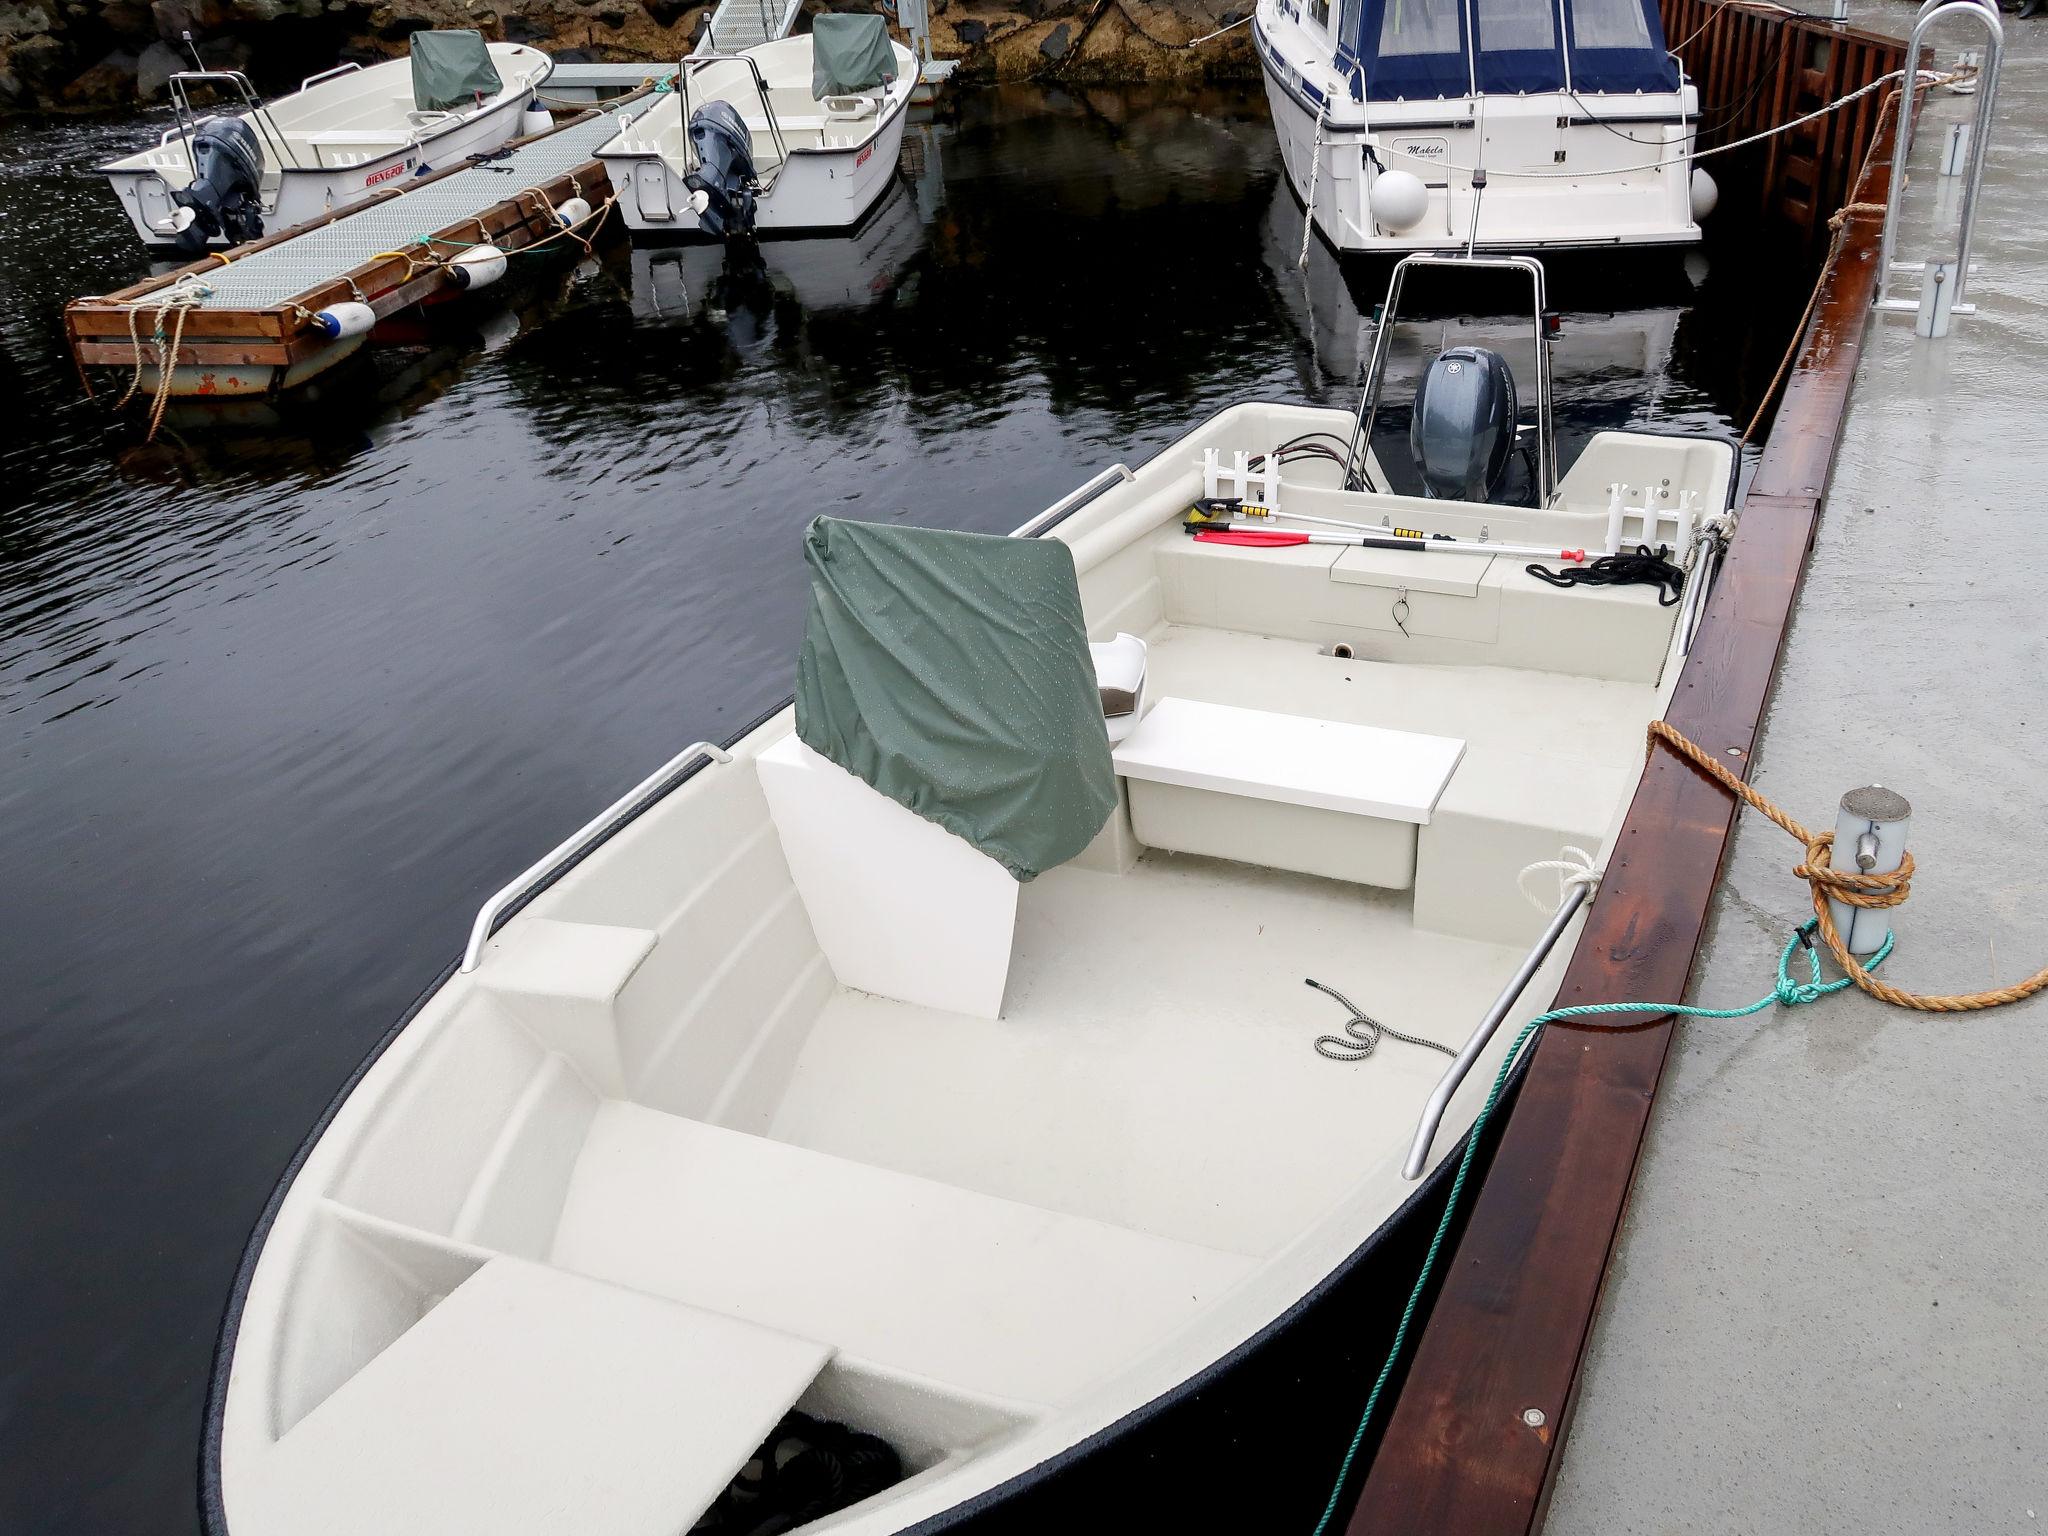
[1646,720,2048,1012]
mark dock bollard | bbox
[1830,786,1911,955]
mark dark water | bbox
[0,83,1802,1533]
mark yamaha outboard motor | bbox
[1410,345,1518,502]
[684,100,759,240]
[170,116,265,256]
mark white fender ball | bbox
[311,301,376,340]
[519,106,555,137]
[447,245,509,290]
[1369,169,1430,233]
[1690,167,1718,222]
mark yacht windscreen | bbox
[1472,0,1563,92]
[1349,0,1675,98]
[1562,0,1679,92]
[1358,0,1470,100]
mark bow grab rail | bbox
[1013,463,1136,537]
[1401,877,1593,1179]
[460,740,734,972]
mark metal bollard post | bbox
[1830,786,1912,955]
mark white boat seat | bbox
[550,1102,1256,1404]
[1111,696,1465,889]
[1090,631,1148,744]
[757,733,1018,1018]
[239,1256,832,1536]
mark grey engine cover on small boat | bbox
[684,100,758,240]
[1410,345,1518,503]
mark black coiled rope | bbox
[1526,543,1687,606]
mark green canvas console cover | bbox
[794,517,1116,881]
[411,30,503,113]
[810,13,896,99]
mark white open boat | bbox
[1256,0,1712,254]
[597,21,917,240]
[99,34,551,252]
[205,256,1735,1536]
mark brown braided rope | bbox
[1648,721,2048,1012]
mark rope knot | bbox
[1773,973,1830,1007]
[1793,831,1914,911]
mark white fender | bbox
[311,301,376,340]
[447,245,509,290]
[554,196,593,228]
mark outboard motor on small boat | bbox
[684,99,758,240]
[1410,345,1518,502]
[169,116,265,256]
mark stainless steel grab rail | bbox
[167,69,302,171]
[1401,877,1592,1179]
[297,61,363,92]
[1012,463,1137,537]
[1875,1,2003,321]
[460,740,734,973]
[1346,252,1556,506]
[677,52,789,173]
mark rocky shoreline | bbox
[0,0,1254,113]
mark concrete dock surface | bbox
[1549,6,2048,1531]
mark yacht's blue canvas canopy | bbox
[1337,0,1678,100]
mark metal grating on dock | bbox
[184,104,646,311]
[546,62,677,88]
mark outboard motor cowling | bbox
[684,100,758,240]
[1410,345,1518,503]
[170,116,265,256]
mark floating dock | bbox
[64,95,648,404]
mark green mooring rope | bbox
[1309,916,1895,1536]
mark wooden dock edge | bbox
[1341,11,1905,1532]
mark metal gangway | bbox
[697,0,804,54]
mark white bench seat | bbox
[1111,696,1465,889]
[240,1257,831,1536]
[550,1102,1255,1405]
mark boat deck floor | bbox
[755,624,1661,1259]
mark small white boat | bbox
[99,33,551,252]
[206,256,1735,1536]
[1256,0,1713,255]
[597,19,917,240]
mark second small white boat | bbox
[98,32,551,252]
[597,18,917,240]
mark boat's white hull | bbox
[1256,5,1701,255]
[606,101,911,238]
[102,51,548,249]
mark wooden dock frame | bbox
[62,104,637,401]
[1339,5,1913,1531]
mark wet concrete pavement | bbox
[1549,5,2048,1530]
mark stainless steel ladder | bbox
[1874,0,2004,336]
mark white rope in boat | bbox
[1518,846,1602,915]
